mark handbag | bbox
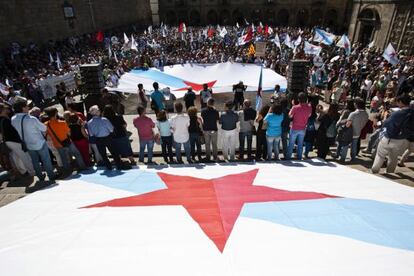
[0,119,11,155]
[48,123,71,147]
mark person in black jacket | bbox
[183,87,196,110]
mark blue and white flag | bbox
[336,35,351,55]
[255,66,263,111]
[313,28,336,45]
[383,43,399,65]
[49,52,54,64]
[123,33,129,45]
[304,41,322,56]
[56,53,62,69]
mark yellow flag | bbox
[248,44,255,56]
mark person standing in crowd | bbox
[68,113,91,167]
[233,81,246,111]
[360,76,372,103]
[238,100,256,160]
[162,87,176,113]
[55,82,67,110]
[340,98,369,162]
[270,85,282,103]
[303,107,317,159]
[372,94,413,173]
[200,83,212,109]
[187,106,203,162]
[399,100,414,167]
[315,104,340,159]
[133,106,155,164]
[183,87,196,110]
[87,105,124,170]
[255,105,270,161]
[335,99,356,159]
[219,101,239,161]
[103,105,136,165]
[156,110,174,164]
[170,102,192,163]
[150,82,165,114]
[201,98,219,162]
[44,107,86,173]
[264,102,284,161]
[11,100,55,182]
[280,97,290,159]
[287,92,312,160]
[137,83,148,109]
[0,103,35,176]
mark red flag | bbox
[178,22,187,33]
[257,26,262,34]
[264,25,269,35]
[207,27,215,38]
[96,31,104,42]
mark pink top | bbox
[289,103,312,131]
[133,116,155,141]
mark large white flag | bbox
[383,43,399,65]
[313,28,336,45]
[336,34,351,55]
[123,33,129,45]
[284,34,295,49]
[294,35,302,47]
[130,35,138,51]
[219,27,228,38]
[273,33,282,50]
[304,41,322,56]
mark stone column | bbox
[150,0,160,25]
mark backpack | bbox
[336,123,353,145]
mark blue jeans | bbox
[340,138,359,161]
[57,143,86,171]
[174,140,191,162]
[139,139,154,162]
[287,129,305,160]
[239,131,253,158]
[304,141,313,157]
[189,133,202,160]
[28,142,55,180]
[266,136,281,160]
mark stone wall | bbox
[0,0,152,48]
[159,0,352,33]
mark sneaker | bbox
[38,173,46,182]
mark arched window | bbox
[324,9,338,30]
[296,9,308,27]
[276,9,289,26]
[189,10,201,26]
[166,11,176,25]
[207,10,218,25]
[310,9,323,26]
[220,10,231,25]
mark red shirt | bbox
[290,103,312,131]
[133,115,155,141]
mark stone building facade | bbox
[158,0,352,33]
[0,0,152,48]
[348,0,414,54]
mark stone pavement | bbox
[0,92,413,207]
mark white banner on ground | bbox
[109,62,287,98]
[38,72,76,99]
[0,163,413,276]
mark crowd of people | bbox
[0,23,413,184]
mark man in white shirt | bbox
[170,102,192,163]
[11,100,55,182]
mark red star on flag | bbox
[83,169,337,252]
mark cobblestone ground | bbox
[1,92,413,207]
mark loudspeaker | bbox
[80,63,104,94]
[287,60,309,94]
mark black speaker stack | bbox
[80,63,104,113]
[80,63,104,94]
[287,60,309,94]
